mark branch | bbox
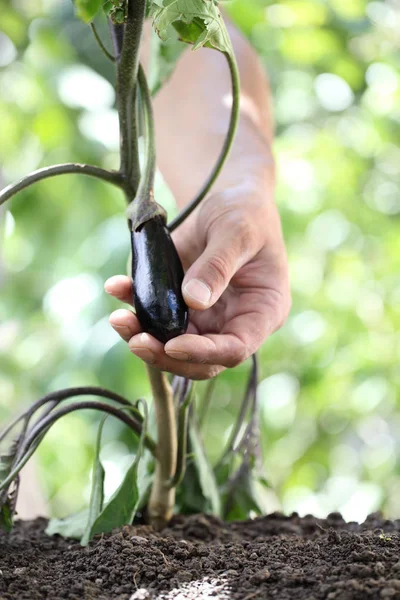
[0,164,124,207]
[90,23,116,62]
[21,401,156,459]
[170,380,194,488]
[114,0,147,194]
[168,51,240,231]
[0,386,142,446]
[146,366,177,529]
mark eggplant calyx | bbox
[126,193,167,231]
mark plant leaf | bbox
[80,417,107,546]
[149,32,187,96]
[151,0,232,54]
[84,403,149,543]
[73,0,103,23]
[0,501,13,533]
[46,510,89,540]
[188,416,221,516]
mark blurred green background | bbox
[0,0,399,522]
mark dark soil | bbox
[0,512,399,599]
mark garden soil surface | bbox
[0,512,399,599]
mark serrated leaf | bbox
[151,0,232,54]
[46,510,89,540]
[73,0,103,23]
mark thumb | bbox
[182,233,245,310]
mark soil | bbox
[0,512,399,600]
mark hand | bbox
[105,183,290,380]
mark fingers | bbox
[109,308,141,342]
[182,226,253,311]
[128,333,225,380]
[105,275,133,305]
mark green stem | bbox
[90,23,116,62]
[0,164,124,207]
[126,64,163,229]
[0,386,141,446]
[169,381,194,488]
[115,0,146,195]
[198,377,217,426]
[168,51,240,231]
[216,354,258,468]
[0,401,156,495]
[146,366,177,530]
[21,401,156,461]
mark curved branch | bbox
[168,51,240,231]
[0,164,124,207]
[0,386,141,446]
[21,401,156,460]
[90,23,116,62]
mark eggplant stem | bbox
[146,367,177,530]
[0,164,124,206]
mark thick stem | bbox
[168,51,240,231]
[147,366,177,529]
[115,0,147,195]
[0,164,124,207]
[126,65,164,229]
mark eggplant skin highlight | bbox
[131,216,189,343]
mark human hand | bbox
[105,182,290,380]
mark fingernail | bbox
[131,348,155,364]
[140,333,151,343]
[184,279,212,306]
[165,350,190,361]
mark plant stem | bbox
[170,381,194,488]
[0,401,156,495]
[21,401,156,460]
[216,354,258,468]
[126,64,164,229]
[114,0,146,196]
[0,386,141,446]
[0,164,124,207]
[146,366,177,529]
[168,51,240,232]
[90,23,116,62]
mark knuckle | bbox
[225,346,249,368]
[206,254,231,286]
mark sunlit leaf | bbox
[73,0,103,23]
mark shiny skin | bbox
[131,217,188,343]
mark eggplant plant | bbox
[0,0,266,541]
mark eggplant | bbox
[131,216,189,343]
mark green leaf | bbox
[188,417,221,516]
[46,510,89,540]
[0,501,13,533]
[84,402,149,542]
[80,417,107,546]
[151,0,232,54]
[73,0,103,23]
[149,32,187,95]
[87,455,140,539]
